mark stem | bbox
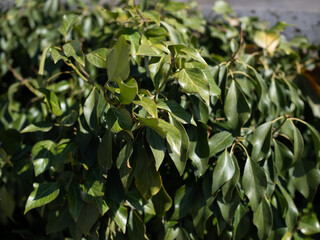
[237,142,250,160]
[4,60,41,97]
[64,60,89,83]
[271,116,284,124]
[47,71,71,83]
[289,117,308,125]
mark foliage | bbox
[1,0,320,239]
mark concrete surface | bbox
[187,0,320,44]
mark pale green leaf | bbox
[117,78,138,105]
[134,97,157,118]
[107,35,130,81]
[179,47,207,66]
[58,14,78,37]
[86,48,107,68]
[63,40,85,66]
[21,122,53,133]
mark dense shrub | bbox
[0,0,320,239]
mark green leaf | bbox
[188,125,209,177]
[168,115,189,175]
[39,89,63,116]
[141,10,160,26]
[63,40,85,66]
[138,116,182,156]
[178,68,210,105]
[134,97,157,118]
[253,197,273,240]
[161,21,184,44]
[83,87,99,130]
[157,100,196,126]
[253,31,279,55]
[117,78,138,105]
[134,139,162,200]
[212,150,236,194]
[250,69,270,115]
[212,0,233,15]
[221,155,240,202]
[107,35,130,81]
[97,129,113,170]
[152,186,172,217]
[217,192,240,223]
[233,204,251,240]
[193,205,213,238]
[305,122,320,162]
[204,66,221,97]
[86,48,107,68]
[21,121,53,133]
[209,131,235,157]
[50,47,67,64]
[242,158,267,211]
[273,139,294,173]
[46,208,69,235]
[224,80,250,133]
[127,210,149,240]
[77,203,100,235]
[299,213,320,235]
[292,123,304,165]
[24,182,60,214]
[106,107,133,133]
[114,205,128,233]
[59,14,78,37]
[277,184,298,231]
[68,183,85,222]
[179,47,207,66]
[0,186,15,220]
[250,122,273,162]
[189,95,209,123]
[292,160,320,200]
[61,110,78,127]
[136,44,163,57]
[32,140,56,176]
[146,128,166,170]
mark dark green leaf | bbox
[68,183,85,222]
[77,203,100,235]
[212,150,236,194]
[209,131,235,157]
[250,122,273,162]
[273,139,294,172]
[292,123,304,165]
[106,107,133,133]
[168,115,189,175]
[83,87,99,130]
[224,80,250,132]
[46,208,69,234]
[152,186,172,217]
[292,160,320,200]
[233,204,251,240]
[25,182,60,214]
[0,186,15,220]
[304,122,320,162]
[97,129,113,170]
[127,210,148,240]
[242,158,267,211]
[146,128,166,170]
[250,69,270,115]
[157,99,196,126]
[253,197,273,240]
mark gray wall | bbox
[184,0,320,44]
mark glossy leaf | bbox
[224,80,250,132]
[39,89,63,116]
[25,182,60,214]
[292,123,304,165]
[178,68,210,105]
[299,213,320,235]
[32,140,56,176]
[242,158,267,211]
[292,160,320,200]
[83,88,99,130]
[273,139,294,172]
[157,99,196,126]
[134,97,157,118]
[106,107,133,133]
[127,210,149,240]
[168,115,189,175]
[152,186,172,217]
[68,183,85,222]
[253,197,273,240]
[146,128,166,170]
[250,122,273,162]
[179,47,207,66]
[212,150,236,194]
[21,122,53,133]
[114,205,128,233]
[209,131,235,157]
[250,69,270,115]
[107,35,130,81]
